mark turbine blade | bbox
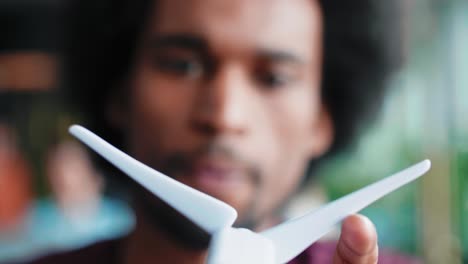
[69,125,237,234]
[261,160,431,263]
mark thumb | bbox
[333,214,378,264]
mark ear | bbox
[308,105,333,158]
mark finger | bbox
[333,214,378,264]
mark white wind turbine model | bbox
[69,125,431,264]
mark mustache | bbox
[157,142,261,187]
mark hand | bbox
[333,214,378,264]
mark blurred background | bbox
[0,0,467,263]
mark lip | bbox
[187,158,248,192]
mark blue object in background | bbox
[0,197,135,263]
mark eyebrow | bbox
[148,33,306,65]
[148,33,207,53]
[257,50,306,65]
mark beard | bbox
[131,142,263,249]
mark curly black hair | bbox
[61,0,402,172]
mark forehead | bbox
[147,0,322,59]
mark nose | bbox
[191,65,251,136]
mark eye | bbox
[153,54,203,78]
[256,69,294,90]
[254,60,302,91]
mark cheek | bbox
[258,87,320,214]
[275,86,321,157]
[126,65,195,158]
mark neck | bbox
[123,209,208,264]
[122,196,284,264]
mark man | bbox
[31,0,411,263]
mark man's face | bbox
[123,0,331,228]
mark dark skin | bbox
[108,0,378,263]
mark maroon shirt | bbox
[23,238,420,264]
